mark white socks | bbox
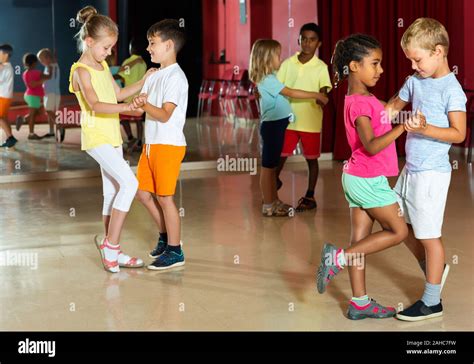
[102,238,120,263]
[351,295,370,307]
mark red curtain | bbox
[318,0,464,160]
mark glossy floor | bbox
[0,159,472,331]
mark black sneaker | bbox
[28,133,42,140]
[43,133,55,138]
[396,300,443,321]
[56,127,66,143]
[149,236,167,258]
[15,115,25,131]
[1,136,17,148]
[276,178,283,191]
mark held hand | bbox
[132,93,148,109]
[124,102,135,112]
[125,104,145,114]
[316,93,329,107]
[405,109,427,133]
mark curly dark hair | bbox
[331,34,381,88]
[23,53,38,68]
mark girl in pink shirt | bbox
[18,53,50,139]
[316,34,424,320]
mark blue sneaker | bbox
[149,236,167,258]
[147,249,185,270]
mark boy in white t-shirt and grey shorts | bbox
[386,18,467,321]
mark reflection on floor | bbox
[0,116,261,177]
[0,158,472,331]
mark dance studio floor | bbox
[0,156,472,331]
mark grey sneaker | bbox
[316,243,342,293]
[347,299,396,320]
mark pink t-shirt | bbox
[343,94,398,178]
[22,69,44,97]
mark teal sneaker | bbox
[347,299,396,320]
[149,236,167,258]
[316,243,342,293]
[147,249,185,270]
[1,136,17,148]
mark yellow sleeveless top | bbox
[69,61,122,150]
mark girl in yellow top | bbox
[69,6,156,273]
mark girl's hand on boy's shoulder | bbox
[143,67,159,81]
[253,87,260,101]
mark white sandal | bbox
[118,251,144,268]
[94,235,144,268]
[94,235,120,273]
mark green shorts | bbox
[342,172,398,209]
[24,95,42,109]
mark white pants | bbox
[86,144,138,215]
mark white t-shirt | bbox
[43,63,61,95]
[0,62,14,99]
[141,63,188,146]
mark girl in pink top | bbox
[18,53,50,139]
[23,67,45,97]
[316,34,425,320]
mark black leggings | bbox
[260,117,289,168]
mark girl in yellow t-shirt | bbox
[69,6,156,273]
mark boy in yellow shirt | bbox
[277,23,331,211]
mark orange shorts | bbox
[0,97,12,119]
[137,144,186,196]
